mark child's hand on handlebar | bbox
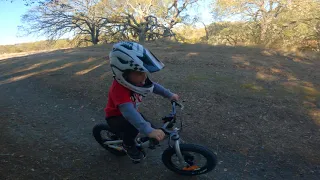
[148,129,165,141]
[170,94,179,101]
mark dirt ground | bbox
[1,42,320,180]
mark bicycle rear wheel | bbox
[162,144,217,176]
[92,123,126,156]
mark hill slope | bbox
[1,42,319,179]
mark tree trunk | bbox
[260,20,274,46]
[260,13,275,46]
[202,22,209,42]
[138,29,146,43]
[260,21,267,44]
[90,27,99,45]
[91,34,98,45]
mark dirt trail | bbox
[1,43,319,179]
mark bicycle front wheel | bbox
[162,144,217,176]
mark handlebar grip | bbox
[160,127,170,135]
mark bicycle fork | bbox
[171,133,188,166]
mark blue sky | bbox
[0,1,47,45]
[0,0,213,45]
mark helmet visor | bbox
[138,49,165,73]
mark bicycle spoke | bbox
[171,151,207,170]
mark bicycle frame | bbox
[103,101,187,164]
[103,131,186,165]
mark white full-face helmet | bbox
[109,41,165,96]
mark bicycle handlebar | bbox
[171,100,184,115]
[146,101,183,146]
[160,101,184,135]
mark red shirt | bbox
[105,80,142,117]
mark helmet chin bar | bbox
[111,66,154,96]
[123,73,153,89]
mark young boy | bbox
[105,41,179,161]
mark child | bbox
[105,41,179,161]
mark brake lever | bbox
[176,102,184,110]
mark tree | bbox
[1,0,55,6]
[213,0,291,44]
[213,0,320,50]
[276,0,320,50]
[190,16,210,42]
[104,0,198,42]
[18,0,198,44]
[174,24,206,43]
[203,22,254,46]
[19,0,117,44]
